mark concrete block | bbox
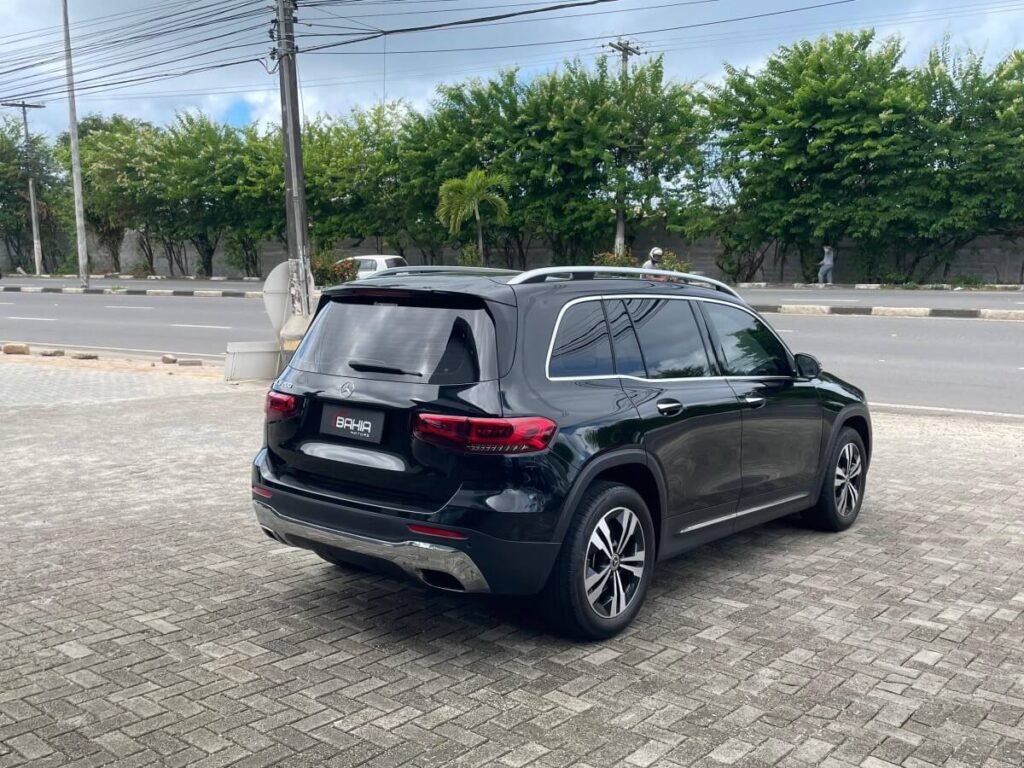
[225,341,281,381]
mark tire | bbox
[803,427,867,532]
[544,482,656,640]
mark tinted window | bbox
[385,257,407,268]
[292,298,497,384]
[605,300,646,378]
[702,303,791,377]
[549,301,614,378]
[627,299,711,379]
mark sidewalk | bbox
[3,359,1024,767]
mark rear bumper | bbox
[254,500,491,591]
[252,452,560,595]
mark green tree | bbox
[436,168,509,263]
[226,123,285,278]
[159,113,243,276]
[710,31,914,279]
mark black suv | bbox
[252,266,871,639]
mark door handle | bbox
[743,395,767,409]
[656,399,685,416]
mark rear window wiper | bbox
[347,358,423,377]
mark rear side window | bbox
[385,257,407,268]
[549,301,614,379]
[292,298,497,384]
[626,299,712,379]
[605,300,646,378]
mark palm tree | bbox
[436,169,509,264]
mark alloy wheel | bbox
[834,442,863,518]
[584,506,646,619]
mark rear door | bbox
[698,301,823,520]
[268,291,505,515]
[611,298,745,547]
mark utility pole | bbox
[607,39,642,257]
[61,0,89,288]
[273,0,312,339]
[1,101,45,276]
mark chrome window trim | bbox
[545,294,796,383]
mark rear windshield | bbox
[292,297,498,384]
[385,257,407,268]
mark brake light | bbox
[407,524,468,540]
[413,414,556,454]
[252,486,274,499]
[265,390,299,421]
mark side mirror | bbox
[795,353,822,379]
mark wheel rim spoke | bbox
[617,510,638,555]
[611,571,626,616]
[590,519,615,559]
[585,566,613,606]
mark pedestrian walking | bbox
[818,246,835,286]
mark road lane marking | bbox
[873,402,1024,419]
[6,316,56,322]
[171,323,231,330]
[104,305,153,310]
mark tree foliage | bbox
[2,38,1023,282]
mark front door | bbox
[698,302,823,524]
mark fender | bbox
[552,448,668,543]
[811,403,872,505]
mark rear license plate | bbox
[320,405,385,443]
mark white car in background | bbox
[337,255,409,279]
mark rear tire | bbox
[803,427,867,532]
[544,482,655,640]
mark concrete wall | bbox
[4,229,1023,284]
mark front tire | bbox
[804,427,867,531]
[544,482,655,640]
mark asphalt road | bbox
[0,292,273,359]
[1,290,1022,414]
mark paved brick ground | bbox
[2,360,1023,768]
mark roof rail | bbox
[367,266,520,279]
[506,266,741,298]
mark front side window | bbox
[626,299,712,379]
[702,303,792,377]
[549,302,614,378]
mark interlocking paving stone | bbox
[2,361,1024,766]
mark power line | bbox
[305,0,858,55]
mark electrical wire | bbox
[303,0,858,54]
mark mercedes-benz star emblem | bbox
[337,381,355,399]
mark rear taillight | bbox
[265,390,299,422]
[413,414,556,454]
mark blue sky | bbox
[0,0,1021,134]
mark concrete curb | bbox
[738,282,1024,290]
[0,285,263,299]
[3,284,1022,321]
[751,304,1024,322]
